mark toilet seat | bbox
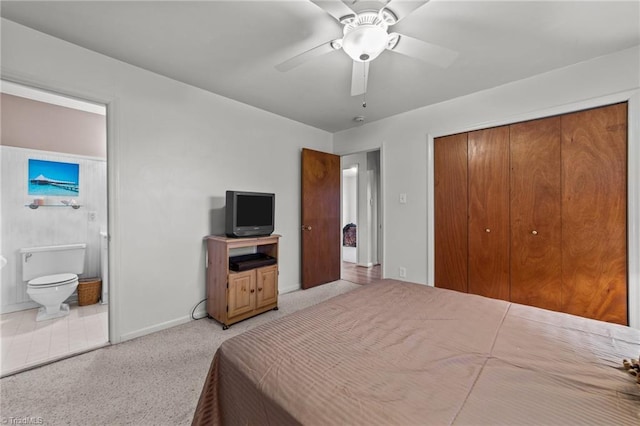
[28,273,78,288]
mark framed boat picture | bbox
[28,159,79,196]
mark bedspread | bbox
[193,280,640,425]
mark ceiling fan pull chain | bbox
[362,64,367,108]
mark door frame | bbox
[427,89,640,329]
[2,70,121,342]
[340,149,383,273]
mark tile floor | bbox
[0,303,108,377]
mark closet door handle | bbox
[485,228,491,233]
[531,230,538,235]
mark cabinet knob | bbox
[531,230,538,235]
[258,287,262,291]
[250,289,255,293]
[485,228,491,233]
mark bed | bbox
[193,280,640,425]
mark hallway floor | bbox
[1,302,108,377]
[341,262,382,285]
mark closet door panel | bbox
[434,133,468,292]
[561,103,627,325]
[468,126,510,301]
[510,117,562,311]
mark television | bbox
[225,191,275,238]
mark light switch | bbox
[399,193,407,204]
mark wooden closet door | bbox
[510,117,562,311]
[468,126,510,301]
[561,103,627,325]
[434,133,468,292]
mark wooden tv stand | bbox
[204,234,280,329]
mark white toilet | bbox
[21,244,86,321]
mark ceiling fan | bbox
[276,0,458,99]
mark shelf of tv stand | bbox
[203,234,280,329]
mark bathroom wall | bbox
[0,93,107,314]
[1,92,106,158]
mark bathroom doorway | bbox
[341,150,382,284]
[0,80,110,377]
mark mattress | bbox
[193,280,640,425]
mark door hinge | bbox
[226,305,228,312]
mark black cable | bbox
[191,298,208,320]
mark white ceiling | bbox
[2,1,639,133]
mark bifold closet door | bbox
[561,103,627,325]
[510,117,562,311]
[468,126,510,301]
[434,133,468,292]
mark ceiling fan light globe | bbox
[342,25,388,62]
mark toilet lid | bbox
[29,273,78,286]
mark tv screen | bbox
[236,194,273,227]
[225,191,275,237]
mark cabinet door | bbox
[256,265,278,309]
[434,133,468,292]
[510,117,562,311]
[561,103,627,325]
[468,126,510,301]
[227,270,255,319]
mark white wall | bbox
[333,46,640,329]
[342,172,357,227]
[1,19,332,342]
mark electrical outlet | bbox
[399,266,407,279]
[399,193,407,204]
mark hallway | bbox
[341,262,381,285]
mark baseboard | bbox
[120,312,202,342]
[279,283,300,294]
[1,301,39,315]
[192,307,208,320]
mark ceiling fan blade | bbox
[276,41,337,72]
[309,0,356,22]
[351,61,369,97]
[383,0,430,24]
[388,33,458,68]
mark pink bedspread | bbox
[193,280,640,425]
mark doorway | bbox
[0,80,110,377]
[341,150,382,284]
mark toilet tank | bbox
[20,244,86,281]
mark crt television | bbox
[225,191,275,238]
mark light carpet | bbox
[0,280,360,425]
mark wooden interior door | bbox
[468,126,510,301]
[510,117,562,311]
[301,148,341,289]
[434,133,468,292]
[561,103,627,324]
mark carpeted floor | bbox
[0,280,360,425]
